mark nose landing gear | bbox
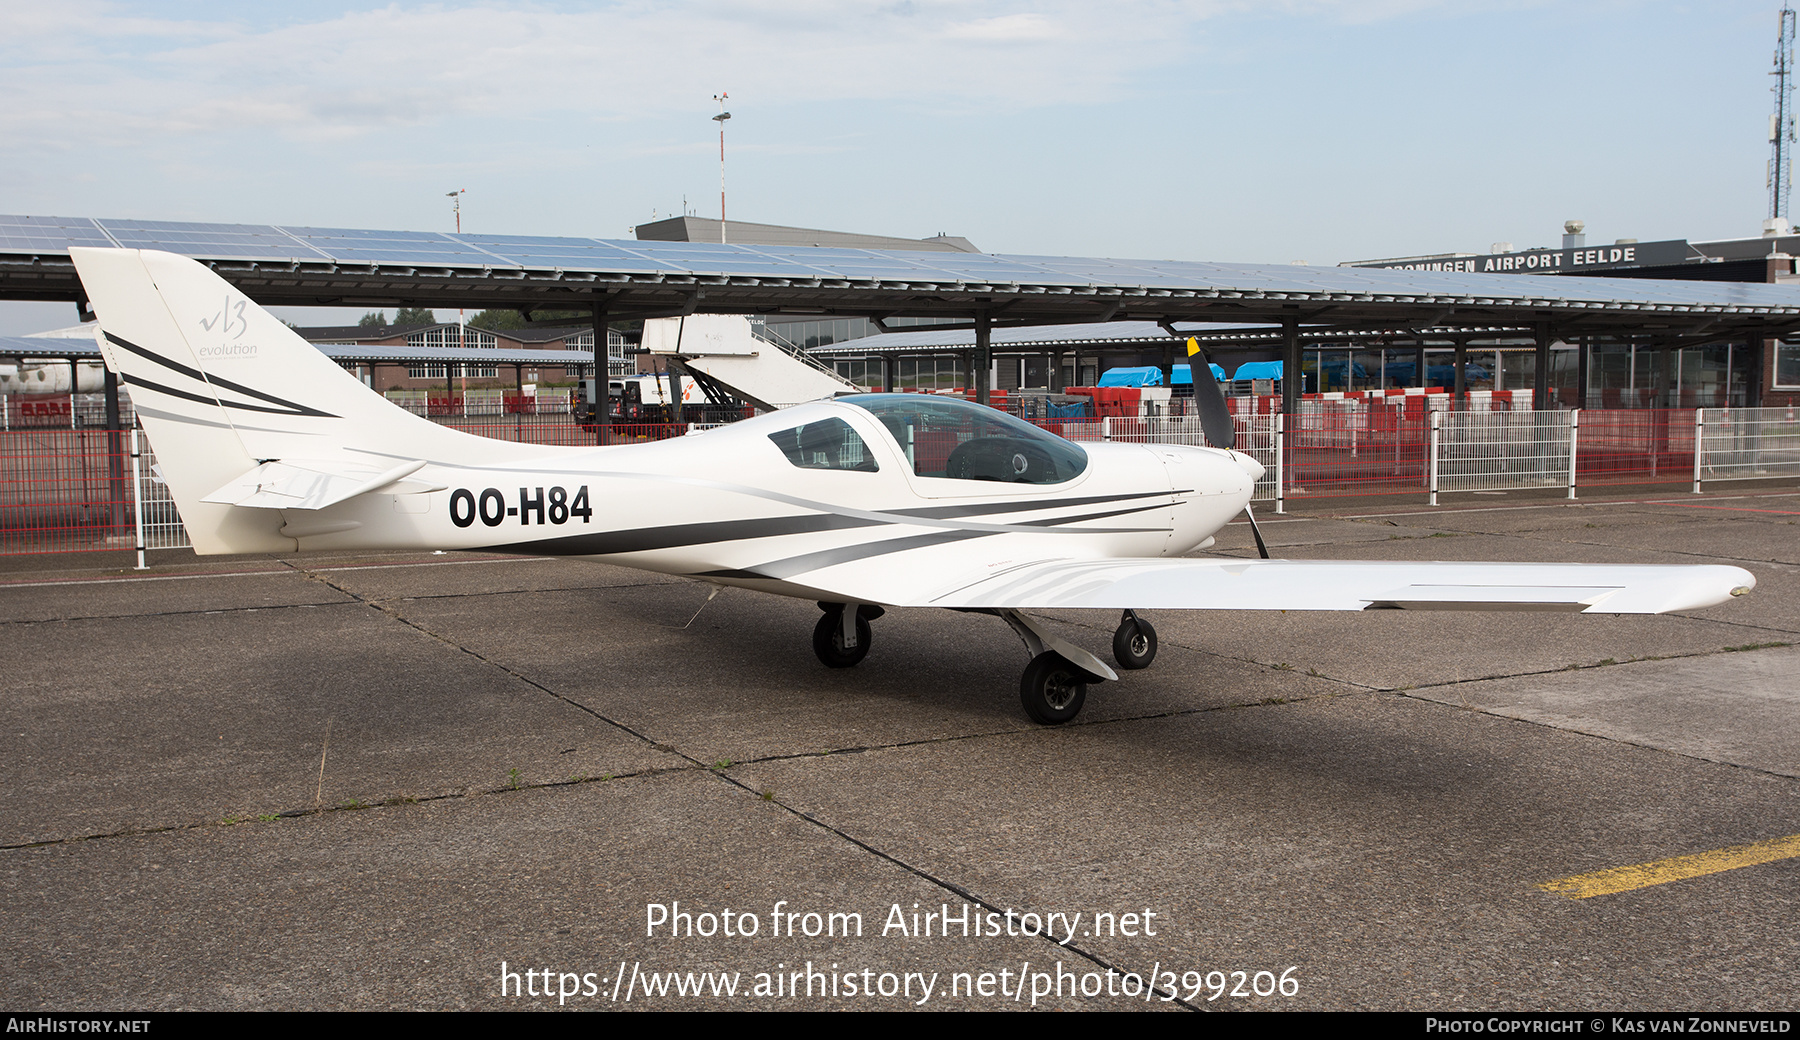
[812,601,884,668]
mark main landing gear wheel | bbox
[1020,651,1089,725]
[812,606,872,668]
[1112,611,1157,670]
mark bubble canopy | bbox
[840,393,1090,485]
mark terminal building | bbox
[1337,221,1800,408]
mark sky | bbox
[0,0,1789,332]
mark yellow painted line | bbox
[1539,833,1800,899]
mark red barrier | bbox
[1284,403,1429,498]
[0,429,132,554]
[1575,409,1694,485]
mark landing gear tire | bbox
[1019,651,1088,725]
[812,608,871,668]
[1112,612,1157,670]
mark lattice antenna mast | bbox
[1771,6,1796,221]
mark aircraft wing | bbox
[819,558,1755,615]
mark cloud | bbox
[942,12,1067,42]
[0,0,1505,157]
[0,2,1203,146]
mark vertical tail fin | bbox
[70,247,537,553]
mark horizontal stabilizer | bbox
[202,459,438,511]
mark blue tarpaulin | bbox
[1231,361,1284,381]
[1097,363,1225,387]
[1097,366,1161,387]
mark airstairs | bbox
[642,315,863,410]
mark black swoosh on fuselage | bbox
[692,502,1175,580]
[478,512,884,557]
[699,529,993,580]
[480,498,1175,574]
[884,490,1189,520]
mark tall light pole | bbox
[447,189,468,407]
[1773,7,1797,225]
[712,93,730,244]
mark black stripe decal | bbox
[699,503,1172,581]
[1016,503,1173,528]
[480,497,1174,561]
[122,373,343,418]
[478,513,881,557]
[106,331,337,418]
[708,530,992,580]
[885,490,1181,520]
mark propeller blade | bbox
[1185,336,1235,451]
[1243,502,1271,559]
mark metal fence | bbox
[1698,407,1800,484]
[1574,408,1695,486]
[130,429,187,554]
[6,405,1800,560]
[0,428,135,555]
[1433,410,1574,495]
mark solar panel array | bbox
[5,212,1800,316]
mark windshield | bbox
[840,394,1088,484]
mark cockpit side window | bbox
[767,416,879,472]
[840,394,1088,485]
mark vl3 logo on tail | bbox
[197,295,258,359]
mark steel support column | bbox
[589,300,611,443]
[103,364,125,528]
[1281,319,1301,413]
[1534,324,1552,410]
[513,363,524,438]
[975,309,991,407]
[1577,335,1591,409]
[1750,337,1767,407]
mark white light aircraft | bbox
[71,248,1756,724]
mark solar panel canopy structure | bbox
[5,214,1800,342]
